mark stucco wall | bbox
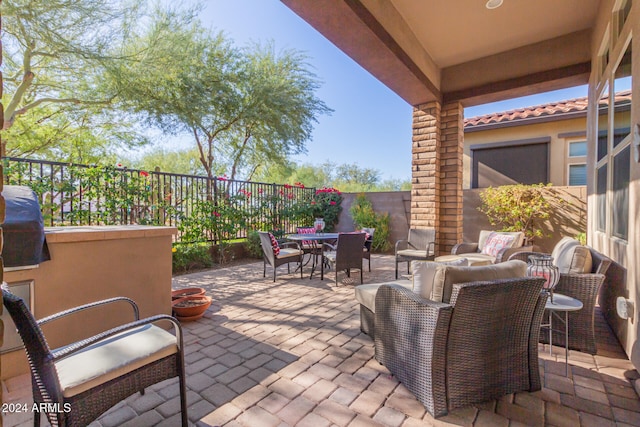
[588,0,638,372]
[1,225,176,380]
[464,117,587,189]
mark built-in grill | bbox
[1,185,49,353]
[3,185,49,269]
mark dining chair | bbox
[323,232,366,285]
[2,289,188,427]
[361,227,375,271]
[258,231,304,281]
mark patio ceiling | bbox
[281,0,600,106]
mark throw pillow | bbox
[412,258,469,300]
[268,232,280,256]
[481,232,516,257]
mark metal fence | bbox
[2,157,316,242]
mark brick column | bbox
[411,100,463,255]
[438,102,464,254]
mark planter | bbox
[171,295,212,321]
[171,287,206,300]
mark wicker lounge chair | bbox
[394,228,436,279]
[2,289,188,427]
[258,231,304,282]
[374,277,547,417]
[323,232,366,285]
[509,240,611,354]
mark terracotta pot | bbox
[171,287,206,300]
[171,295,212,321]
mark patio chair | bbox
[509,237,612,354]
[395,228,436,279]
[258,231,304,282]
[374,277,547,417]
[323,232,366,285]
[448,230,531,265]
[2,289,188,427]
[361,227,375,271]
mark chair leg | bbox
[395,258,399,279]
[178,369,188,427]
[33,411,40,427]
[360,268,363,284]
[273,267,277,282]
[263,260,266,278]
[299,258,303,278]
[368,257,371,272]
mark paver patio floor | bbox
[3,254,640,426]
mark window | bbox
[569,141,587,157]
[612,146,630,239]
[597,165,607,232]
[568,165,587,186]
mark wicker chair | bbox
[2,289,187,427]
[323,232,366,285]
[509,247,611,354]
[374,277,547,417]
[361,227,375,272]
[395,228,436,279]
[258,231,304,282]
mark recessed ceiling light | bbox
[486,0,504,9]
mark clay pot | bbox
[171,295,212,321]
[171,287,206,300]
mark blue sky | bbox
[196,0,588,181]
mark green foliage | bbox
[349,193,391,251]
[575,232,587,245]
[245,231,263,258]
[478,184,552,244]
[254,160,410,193]
[310,187,343,232]
[172,242,213,274]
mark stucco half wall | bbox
[1,225,176,380]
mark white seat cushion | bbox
[276,248,303,259]
[354,280,412,313]
[56,324,178,397]
[324,250,336,262]
[435,254,494,266]
[397,249,429,259]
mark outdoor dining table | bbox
[285,233,339,280]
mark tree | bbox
[110,20,331,188]
[1,1,201,159]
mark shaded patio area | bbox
[4,254,640,427]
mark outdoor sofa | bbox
[356,259,547,417]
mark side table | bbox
[541,292,583,376]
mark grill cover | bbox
[2,185,50,268]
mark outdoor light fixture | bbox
[486,0,504,9]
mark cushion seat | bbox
[396,249,431,259]
[56,324,178,398]
[355,279,412,313]
[277,248,303,258]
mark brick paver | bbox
[3,255,640,427]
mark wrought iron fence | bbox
[2,157,316,242]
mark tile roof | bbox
[464,89,631,129]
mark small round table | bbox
[286,233,339,280]
[542,292,583,376]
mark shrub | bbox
[245,230,263,258]
[349,193,391,252]
[310,187,343,231]
[478,183,551,244]
[172,242,214,274]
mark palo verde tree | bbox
[110,17,331,187]
[0,0,193,161]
